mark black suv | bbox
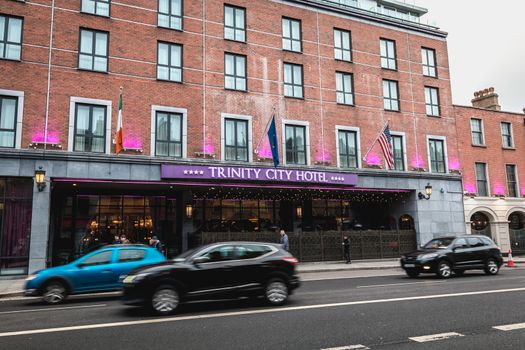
[122,242,300,315]
[400,235,503,278]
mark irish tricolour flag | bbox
[115,87,124,155]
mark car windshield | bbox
[172,248,199,263]
[423,238,454,249]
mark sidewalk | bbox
[1,257,524,298]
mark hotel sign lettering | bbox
[161,164,358,186]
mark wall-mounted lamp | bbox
[296,206,303,219]
[35,167,46,192]
[418,183,432,200]
[185,204,193,218]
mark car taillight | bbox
[283,257,298,266]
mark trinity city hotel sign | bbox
[161,164,358,186]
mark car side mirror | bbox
[193,256,210,265]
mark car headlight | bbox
[419,253,439,260]
[25,274,39,281]
[122,274,147,284]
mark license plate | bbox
[404,264,415,268]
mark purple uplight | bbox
[493,183,505,195]
[123,137,142,149]
[257,140,272,158]
[521,187,525,197]
[411,156,425,169]
[365,152,381,165]
[448,158,460,171]
[464,182,476,193]
[315,148,332,162]
[31,131,60,144]
[204,137,215,154]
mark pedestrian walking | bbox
[279,229,289,251]
[343,235,351,264]
[149,235,164,254]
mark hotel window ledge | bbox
[471,144,486,148]
[28,142,63,150]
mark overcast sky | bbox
[414,0,525,113]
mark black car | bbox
[400,235,503,278]
[122,242,300,315]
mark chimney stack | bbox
[471,87,501,111]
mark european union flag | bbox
[267,115,279,168]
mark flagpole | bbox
[116,86,124,156]
[254,106,277,154]
[362,120,389,161]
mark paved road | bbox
[2,268,525,349]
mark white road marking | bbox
[2,287,525,338]
[493,322,525,331]
[409,332,464,343]
[321,345,370,350]
[0,304,107,315]
[357,281,447,288]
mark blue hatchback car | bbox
[25,245,166,304]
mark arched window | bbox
[509,212,525,230]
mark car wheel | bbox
[42,281,68,304]
[406,270,419,278]
[265,278,289,306]
[484,258,500,275]
[436,261,452,278]
[150,285,180,315]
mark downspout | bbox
[202,0,207,156]
[44,0,55,151]
[315,11,326,164]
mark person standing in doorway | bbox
[343,235,351,264]
[279,229,289,251]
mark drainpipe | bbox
[44,0,56,150]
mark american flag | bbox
[378,124,394,169]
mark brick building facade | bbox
[0,0,465,275]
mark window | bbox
[421,47,436,77]
[428,138,446,173]
[224,118,248,162]
[506,164,518,197]
[285,124,306,165]
[454,238,468,248]
[235,244,272,259]
[74,103,107,153]
[0,15,22,60]
[201,245,236,262]
[224,53,246,91]
[158,0,182,30]
[282,17,301,52]
[392,134,405,171]
[466,237,484,248]
[380,38,396,70]
[224,5,245,42]
[0,96,17,148]
[118,249,146,262]
[283,63,303,98]
[475,162,488,196]
[501,122,513,148]
[470,119,484,146]
[81,251,112,266]
[338,130,358,168]
[425,86,440,116]
[383,80,399,111]
[336,72,354,105]
[334,29,351,61]
[81,0,110,17]
[78,28,108,72]
[155,111,182,157]
[157,42,182,82]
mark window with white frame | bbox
[380,38,396,70]
[158,0,182,30]
[470,118,484,146]
[0,95,17,148]
[421,47,436,77]
[283,63,303,98]
[506,164,518,197]
[0,15,23,60]
[74,103,107,153]
[391,134,405,171]
[285,124,307,165]
[224,118,249,162]
[338,129,358,168]
[81,0,110,17]
[282,17,301,52]
[428,138,446,173]
[224,5,245,42]
[501,122,513,148]
[334,29,351,61]
[157,42,182,82]
[383,80,399,111]
[224,53,246,91]
[155,111,182,157]
[425,86,440,116]
[336,72,354,105]
[78,28,108,72]
[475,162,488,196]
